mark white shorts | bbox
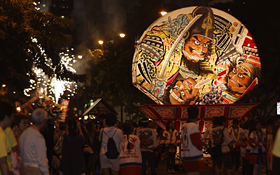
[100,154,120,171]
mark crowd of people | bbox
[203,116,280,175]
[1,100,280,175]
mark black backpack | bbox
[103,129,119,159]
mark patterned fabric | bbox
[181,122,204,172]
[229,127,243,141]
[137,128,159,152]
[119,134,142,175]
[229,127,243,151]
[210,126,234,154]
[163,129,178,152]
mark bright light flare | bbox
[98,40,104,45]
[78,55,83,59]
[160,11,168,16]
[119,33,126,38]
[16,107,21,113]
[24,37,78,103]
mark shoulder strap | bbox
[104,128,117,138]
[111,129,117,138]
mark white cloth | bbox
[210,126,234,154]
[119,134,142,166]
[137,128,159,152]
[249,130,266,154]
[229,127,243,141]
[19,127,49,175]
[99,126,124,156]
[181,122,203,159]
[163,129,178,144]
[239,129,249,157]
[11,151,20,175]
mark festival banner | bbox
[58,99,69,123]
[132,6,261,106]
[137,103,259,132]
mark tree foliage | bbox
[85,40,154,116]
[0,0,85,103]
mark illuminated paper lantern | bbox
[132,6,261,105]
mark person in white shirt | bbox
[162,121,178,172]
[228,119,243,171]
[137,118,159,175]
[181,106,204,175]
[119,122,142,175]
[19,108,49,175]
[99,113,124,175]
[210,116,235,175]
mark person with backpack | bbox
[137,118,159,175]
[99,113,124,175]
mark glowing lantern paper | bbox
[132,6,261,105]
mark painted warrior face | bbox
[227,63,253,94]
[183,35,210,62]
[169,78,198,105]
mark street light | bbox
[98,40,104,45]
[119,33,126,38]
[77,54,83,59]
[160,11,167,16]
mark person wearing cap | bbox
[137,118,158,175]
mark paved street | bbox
[155,158,267,175]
